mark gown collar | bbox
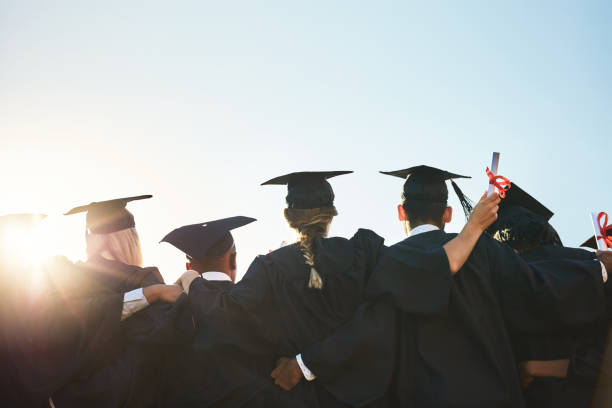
[408,224,440,237]
[200,271,232,282]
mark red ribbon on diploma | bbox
[486,167,512,198]
[597,212,612,250]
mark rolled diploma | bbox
[591,212,609,251]
[487,152,500,197]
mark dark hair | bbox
[402,200,447,227]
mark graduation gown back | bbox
[160,280,271,408]
[368,230,607,408]
[518,244,608,408]
[187,228,386,407]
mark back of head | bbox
[263,171,350,290]
[189,232,237,280]
[402,174,449,227]
[487,206,562,253]
[66,195,151,267]
[382,166,472,228]
[86,227,144,267]
[486,182,560,253]
[160,216,256,282]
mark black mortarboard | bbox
[380,165,473,218]
[496,183,553,221]
[64,195,152,234]
[161,216,256,260]
[581,226,612,249]
[261,171,352,209]
[486,183,561,252]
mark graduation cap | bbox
[581,226,612,249]
[496,183,553,221]
[261,171,352,209]
[64,195,152,234]
[380,165,473,219]
[486,182,554,237]
[486,183,562,251]
[161,216,256,260]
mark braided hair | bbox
[284,207,336,289]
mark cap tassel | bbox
[451,180,474,221]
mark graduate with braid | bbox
[176,170,498,407]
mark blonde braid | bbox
[284,208,336,289]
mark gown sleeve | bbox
[486,236,607,333]
[188,256,278,355]
[16,291,125,401]
[300,299,398,407]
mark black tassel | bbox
[451,180,474,221]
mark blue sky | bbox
[1,1,610,281]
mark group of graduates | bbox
[1,165,612,408]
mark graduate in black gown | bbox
[15,195,185,407]
[177,170,503,407]
[274,165,612,408]
[160,216,267,407]
[487,183,609,408]
[174,171,387,407]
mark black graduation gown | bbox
[379,231,607,408]
[160,280,273,408]
[12,256,190,407]
[1,291,49,407]
[303,231,608,408]
[517,245,607,408]
[187,229,387,407]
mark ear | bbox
[442,206,453,224]
[186,262,192,271]
[397,204,407,221]
[229,252,237,283]
[229,252,237,271]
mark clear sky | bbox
[1,1,610,282]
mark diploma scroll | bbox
[487,152,500,197]
[591,212,610,251]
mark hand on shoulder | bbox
[175,270,200,294]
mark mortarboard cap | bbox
[486,182,562,251]
[497,183,553,221]
[161,216,256,260]
[261,171,352,209]
[64,195,152,234]
[380,165,473,218]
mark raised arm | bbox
[443,192,500,274]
